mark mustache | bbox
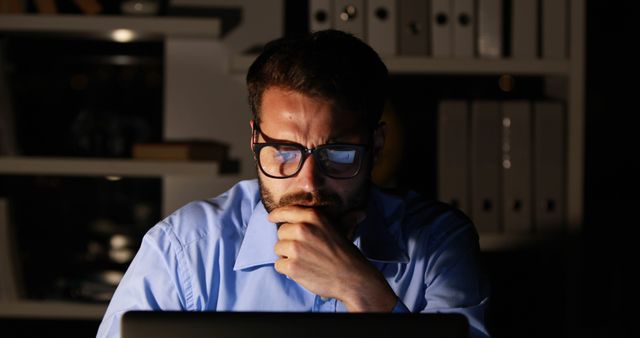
[278,190,342,208]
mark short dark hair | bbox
[246,29,389,131]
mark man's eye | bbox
[326,149,356,164]
[275,150,299,162]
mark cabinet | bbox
[0,13,245,319]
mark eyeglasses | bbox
[252,125,370,179]
[253,142,369,179]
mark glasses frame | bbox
[252,123,371,179]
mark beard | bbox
[258,174,370,219]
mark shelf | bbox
[231,54,570,76]
[0,157,220,177]
[0,14,220,39]
[479,232,569,251]
[0,300,106,319]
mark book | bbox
[132,141,228,161]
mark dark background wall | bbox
[581,1,639,336]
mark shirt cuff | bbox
[391,299,410,313]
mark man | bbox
[97,30,489,338]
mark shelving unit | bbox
[0,14,220,39]
[0,301,106,320]
[0,13,236,320]
[0,157,220,177]
[232,55,571,76]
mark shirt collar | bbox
[354,188,409,263]
[233,188,409,271]
[233,202,279,271]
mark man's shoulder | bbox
[151,179,261,247]
[374,186,476,240]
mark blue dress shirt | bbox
[97,179,490,338]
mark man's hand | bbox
[268,205,398,312]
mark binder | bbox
[512,0,538,59]
[542,0,567,59]
[533,101,565,231]
[34,0,58,14]
[477,0,502,58]
[438,100,470,214]
[431,0,453,57]
[0,43,17,156]
[452,0,475,58]
[398,0,429,55]
[501,101,532,233]
[0,199,21,301]
[334,0,365,40]
[366,0,397,56]
[471,101,501,232]
[0,0,24,13]
[310,0,333,33]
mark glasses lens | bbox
[317,145,362,178]
[258,144,302,177]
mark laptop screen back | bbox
[121,311,469,338]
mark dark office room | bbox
[0,1,637,337]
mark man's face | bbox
[253,86,379,221]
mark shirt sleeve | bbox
[421,216,491,338]
[96,222,188,338]
[391,299,410,313]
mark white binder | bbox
[453,0,475,58]
[431,0,453,57]
[398,0,429,55]
[471,101,501,232]
[310,0,333,33]
[477,0,502,58]
[334,0,365,40]
[512,0,538,59]
[366,0,397,56]
[542,0,567,59]
[438,100,470,214]
[533,101,565,232]
[501,101,532,234]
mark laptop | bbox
[121,311,469,338]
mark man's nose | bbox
[295,154,324,192]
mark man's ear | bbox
[249,119,255,159]
[373,122,387,163]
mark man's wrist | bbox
[342,275,398,312]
